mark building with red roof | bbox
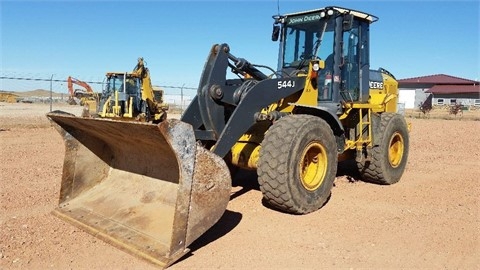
[397,74,479,109]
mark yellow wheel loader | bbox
[47,6,409,268]
[97,57,168,122]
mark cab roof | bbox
[283,6,378,23]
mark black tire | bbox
[357,113,409,185]
[257,115,338,214]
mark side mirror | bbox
[272,25,280,41]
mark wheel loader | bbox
[46,6,409,268]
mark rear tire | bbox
[357,113,409,185]
[258,115,337,214]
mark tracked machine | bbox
[47,6,409,268]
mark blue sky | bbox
[1,0,479,95]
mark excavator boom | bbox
[67,76,95,94]
[67,76,98,111]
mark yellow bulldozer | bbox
[97,57,168,122]
[47,6,409,268]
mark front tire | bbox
[258,115,338,214]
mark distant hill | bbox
[0,89,64,98]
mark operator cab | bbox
[101,72,142,114]
[272,6,378,105]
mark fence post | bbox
[181,83,185,114]
[49,74,54,112]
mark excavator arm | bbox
[66,76,77,105]
[67,76,95,96]
[66,76,98,112]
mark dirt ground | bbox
[1,102,479,269]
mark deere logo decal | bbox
[369,81,384,89]
[287,13,322,25]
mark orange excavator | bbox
[67,76,99,112]
[66,85,77,105]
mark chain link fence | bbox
[1,72,197,113]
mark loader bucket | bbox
[46,112,231,268]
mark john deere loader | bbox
[47,6,409,268]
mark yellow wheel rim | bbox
[388,132,404,168]
[299,142,327,191]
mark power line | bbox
[0,76,102,84]
[0,76,198,90]
[157,84,196,90]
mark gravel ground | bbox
[1,102,479,269]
